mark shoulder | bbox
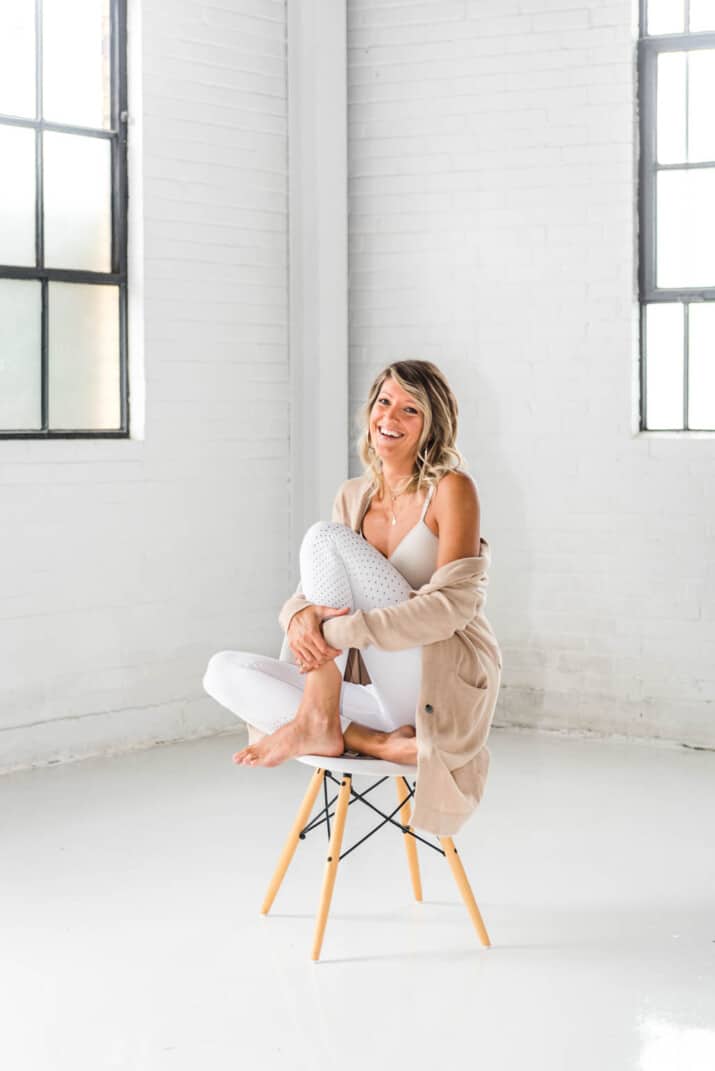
[331,474,373,520]
[431,470,481,559]
[433,470,479,513]
[334,474,372,502]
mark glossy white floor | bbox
[1,727,713,1071]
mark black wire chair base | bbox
[299,770,446,861]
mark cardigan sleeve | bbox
[277,583,312,636]
[321,575,480,652]
[277,486,345,635]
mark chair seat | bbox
[295,752,417,778]
[245,724,417,778]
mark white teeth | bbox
[379,427,402,439]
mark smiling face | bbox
[368,375,425,471]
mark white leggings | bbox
[202,521,423,735]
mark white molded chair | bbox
[255,743,492,961]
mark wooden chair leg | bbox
[439,836,491,947]
[261,767,325,915]
[311,773,352,961]
[395,777,422,902]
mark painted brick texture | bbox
[347,0,715,746]
[0,0,289,769]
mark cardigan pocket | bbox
[455,669,489,692]
[452,747,490,806]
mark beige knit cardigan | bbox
[278,475,503,836]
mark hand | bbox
[287,604,350,673]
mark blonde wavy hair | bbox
[356,360,468,497]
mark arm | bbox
[323,473,483,652]
[277,584,312,636]
[321,571,482,651]
[434,471,480,568]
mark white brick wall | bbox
[347,0,715,747]
[4,0,712,771]
[0,0,289,770]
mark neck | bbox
[380,459,416,493]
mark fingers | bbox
[298,656,329,673]
[301,632,339,664]
[300,642,332,671]
[295,646,342,673]
[291,642,316,670]
[311,636,339,662]
[290,612,344,673]
[320,605,350,618]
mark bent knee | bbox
[303,519,332,542]
[203,650,231,696]
[302,519,354,549]
[203,650,259,695]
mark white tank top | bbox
[361,483,439,589]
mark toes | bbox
[233,747,256,765]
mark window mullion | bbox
[683,303,690,430]
[685,48,690,162]
[36,0,47,430]
[640,304,648,431]
[110,0,118,273]
[35,0,43,270]
[41,279,48,431]
[639,40,657,299]
[116,0,129,431]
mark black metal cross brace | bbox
[299,770,446,860]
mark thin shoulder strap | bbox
[420,483,435,521]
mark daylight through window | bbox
[0,0,128,438]
[639,0,715,430]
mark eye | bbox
[377,397,417,414]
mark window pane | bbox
[688,50,715,163]
[656,169,715,288]
[44,131,112,272]
[0,280,42,430]
[43,0,111,130]
[688,304,715,429]
[645,304,684,429]
[690,0,715,31]
[657,52,686,164]
[647,0,685,34]
[0,6,35,118]
[0,125,36,266]
[49,283,120,430]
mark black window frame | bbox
[0,0,128,440]
[638,1,715,431]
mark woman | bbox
[203,360,502,835]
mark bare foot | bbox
[233,708,345,767]
[344,722,417,765]
[380,725,418,765]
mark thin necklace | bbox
[385,475,413,526]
